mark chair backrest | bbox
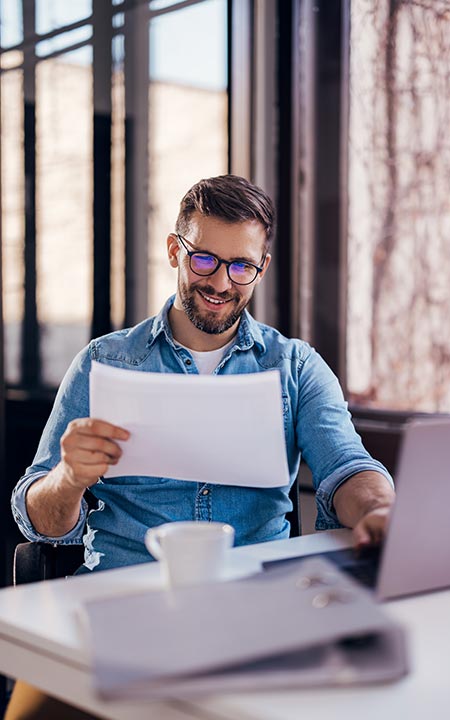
[13,542,84,585]
[12,488,100,584]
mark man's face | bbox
[168,212,271,336]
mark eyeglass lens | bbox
[190,253,257,284]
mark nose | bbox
[208,262,233,293]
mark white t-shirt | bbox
[177,337,235,374]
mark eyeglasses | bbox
[176,234,265,286]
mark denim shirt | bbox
[11,296,392,572]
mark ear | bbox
[167,234,180,268]
[256,253,271,284]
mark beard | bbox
[179,279,251,335]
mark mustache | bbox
[196,285,240,302]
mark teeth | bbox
[201,292,226,305]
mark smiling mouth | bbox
[197,289,231,307]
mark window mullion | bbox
[124,1,149,326]
[92,0,114,338]
[21,0,40,389]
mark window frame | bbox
[1,0,231,392]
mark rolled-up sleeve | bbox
[11,472,88,543]
[296,347,393,530]
[10,346,92,544]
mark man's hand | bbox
[332,471,395,549]
[26,418,129,537]
[60,418,130,491]
[351,505,392,550]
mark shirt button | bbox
[202,489,209,496]
[185,358,192,366]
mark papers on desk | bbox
[81,557,408,700]
[89,361,290,487]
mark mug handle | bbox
[145,528,163,560]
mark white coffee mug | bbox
[145,521,235,589]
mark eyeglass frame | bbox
[175,233,266,286]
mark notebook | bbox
[265,417,450,601]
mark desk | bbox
[0,529,449,720]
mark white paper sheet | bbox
[89,361,290,488]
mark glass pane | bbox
[112,12,124,28]
[36,25,92,58]
[0,49,23,70]
[111,33,125,329]
[0,0,23,49]
[1,67,25,385]
[148,0,228,315]
[347,0,450,412]
[150,0,188,10]
[36,0,92,35]
[35,47,93,386]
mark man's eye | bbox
[192,254,217,270]
[231,262,253,275]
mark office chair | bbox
[12,488,97,585]
[13,542,84,585]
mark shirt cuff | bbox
[315,460,394,530]
[11,472,87,544]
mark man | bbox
[7,175,394,719]
[12,174,394,569]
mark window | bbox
[347,0,450,413]
[36,46,94,387]
[0,0,229,390]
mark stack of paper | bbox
[89,361,290,488]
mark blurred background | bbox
[1,0,450,589]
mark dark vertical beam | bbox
[229,0,253,179]
[275,0,294,337]
[252,0,278,327]
[292,0,317,345]
[312,0,346,376]
[92,113,112,337]
[0,0,6,599]
[0,178,5,718]
[226,0,233,172]
[21,0,40,388]
[339,0,350,389]
[124,0,149,326]
[92,0,113,338]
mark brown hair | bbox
[175,175,276,250]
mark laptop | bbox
[264,418,450,601]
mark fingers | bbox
[352,507,391,550]
[352,524,371,549]
[68,418,130,441]
[63,432,123,462]
[70,448,119,466]
[60,418,129,489]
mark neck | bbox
[168,303,238,352]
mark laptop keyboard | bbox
[263,545,382,590]
[323,546,381,588]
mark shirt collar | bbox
[147,296,177,348]
[235,309,266,352]
[147,295,266,353]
